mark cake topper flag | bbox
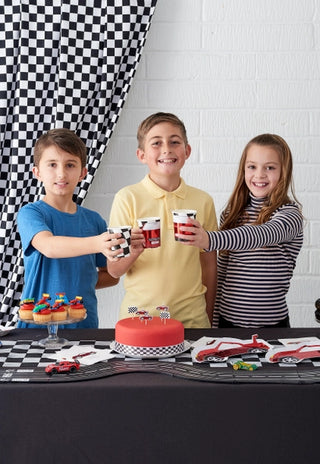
[128,306,138,318]
[160,309,170,324]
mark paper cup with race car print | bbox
[172,209,197,242]
[137,217,161,248]
[108,226,132,258]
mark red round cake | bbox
[114,317,185,357]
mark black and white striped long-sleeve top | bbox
[208,195,303,328]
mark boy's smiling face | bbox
[136,122,191,191]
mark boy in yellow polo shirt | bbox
[108,112,217,327]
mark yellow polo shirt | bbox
[109,175,218,328]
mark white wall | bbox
[85,0,320,328]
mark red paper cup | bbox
[172,209,197,242]
[137,217,161,248]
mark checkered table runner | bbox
[0,0,157,327]
[1,339,320,384]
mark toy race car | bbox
[266,342,320,364]
[232,360,258,371]
[45,360,80,375]
[192,334,271,363]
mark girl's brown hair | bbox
[221,134,301,230]
[33,128,87,168]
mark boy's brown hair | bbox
[137,112,188,149]
[33,128,87,168]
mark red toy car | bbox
[192,334,272,363]
[266,343,320,364]
[45,360,80,375]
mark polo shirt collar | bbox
[142,175,186,199]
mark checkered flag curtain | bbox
[0,0,157,327]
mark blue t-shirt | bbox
[17,201,107,328]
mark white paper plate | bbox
[0,326,15,337]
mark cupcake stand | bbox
[19,316,86,348]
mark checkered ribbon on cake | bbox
[0,0,157,327]
[114,341,186,358]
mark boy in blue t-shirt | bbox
[17,128,121,328]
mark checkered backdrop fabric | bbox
[0,0,157,327]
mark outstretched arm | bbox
[31,230,123,260]
[177,205,303,252]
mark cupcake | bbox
[19,298,35,320]
[51,297,68,321]
[69,296,86,320]
[33,304,52,323]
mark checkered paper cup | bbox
[137,217,161,248]
[108,226,132,258]
[172,209,197,242]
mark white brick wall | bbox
[85,0,320,328]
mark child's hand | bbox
[100,228,145,261]
[130,227,145,256]
[100,232,124,261]
[175,219,210,250]
[105,228,145,278]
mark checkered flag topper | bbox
[128,306,138,315]
[160,311,170,321]
[128,306,138,318]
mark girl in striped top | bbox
[179,134,303,328]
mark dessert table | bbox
[1,327,320,464]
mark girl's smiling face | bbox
[244,144,281,198]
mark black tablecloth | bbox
[1,327,320,464]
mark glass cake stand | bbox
[19,316,86,349]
